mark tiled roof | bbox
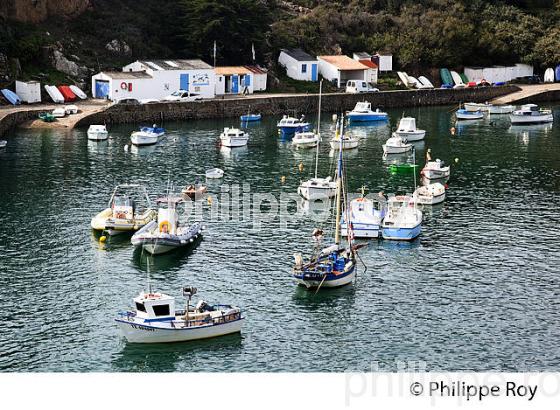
[318,55,368,70]
[215,66,252,75]
[244,65,268,74]
[359,60,378,69]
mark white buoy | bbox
[332,114,338,122]
[124,144,129,152]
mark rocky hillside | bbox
[0,0,91,23]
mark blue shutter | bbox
[232,75,239,93]
[180,74,189,91]
[245,75,251,86]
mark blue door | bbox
[180,74,189,91]
[95,80,109,98]
[244,75,251,87]
[232,75,239,93]
[311,64,318,81]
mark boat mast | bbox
[334,114,344,245]
[314,80,323,179]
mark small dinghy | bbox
[329,134,359,150]
[69,85,87,100]
[488,104,514,115]
[421,151,451,180]
[64,105,79,115]
[413,182,446,205]
[182,182,207,200]
[220,127,248,147]
[393,117,425,141]
[0,140,7,149]
[87,125,108,141]
[464,102,491,112]
[131,125,165,146]
[347,101,388,123]
[277,115,310,134]
[383,135,412,154]
[456,109,484,120]
[44,85,64,103]
[131,196,203,255]
[381,195,422,241]
[91,184,157,236]
[510,104,553,124]
[298,177,336,200]
[340,190,386,239]
[52,107,66,118]
[38,112,55,122]
[240,113,261,122]
[116,286,243,343]
[292,131,319,149]
[205,168,224,179]
[1,89,21,105]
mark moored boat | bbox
[292,131,320,149]
[340,190,386,239]
[381,195,422,241]
[510,104,553,124]
[240,113,261,122]
[0,140,6,148]
[205,168,224,179]
[383,135,412,154]
[421,154,450,180]
[413,182,446,205]
[116,286,243,343]
[87,125,108,141]
[220,127,249,148]
[131,125,165,146]
[464,102,491,112]
[488,104,514,115]
[347,101,388,123]
[277,115,310,134]
[393,117,425,141]
[456,109,484,120]
[298,177,336,201]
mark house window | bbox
[301,64,307,73]
[152,304,170,316]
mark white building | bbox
[245,66,268,91]
[278,49,318,81]
[215,66,254,95]
[464,64,534,84]
[15,80,41,103]
[92,59,216,101]
[352,53,378,84]
[317,55,369,88]
[373,52,393,72]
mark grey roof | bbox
[281,48,316,62]
[354,52,371,59]
[102,71,152,79]
[139,59,212,70]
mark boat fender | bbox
[189,238,194,243]
[159,220,171,233]
[120,82,127,90]
[181,240,186,244]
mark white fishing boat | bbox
[510,104,554,124]
[393,117,426,141]
[293,118,362,289]
[131,125,165,146]
[298,81,336,201]
[91,184,157,236]
[277,115,310,134]
[0,140,7,148]
[383,135,412,154]
[456,109,484,120]
[329,133,359,150]
[381,195,422,241]
[205,168,224,179]
[413,182,446,205]
[488,105,515,115]
[64,105,79,115]
[131,196,203,255]
[220,127,248,147]
[464,102,491,112]
[52,107,66,118]
[347,101,388,123]
[292,131,320,148]
[421,150,451,180]
[87,125,108,141]
[340,189,386,239]
[116,286,243,343]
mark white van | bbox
[346,80,379,94]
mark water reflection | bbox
[131,237,204,272]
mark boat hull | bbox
[330,139,359,150]
[340,222,380,238]
[422,169,450,179]
[293,266,356,289]
[297,185,336,201]
[393,131,425,141]
[456,112,484,120]
[414,192,445,205]
[131,133,158,146]
[383,145,412,154]
[220,137,248,147]
[347,113,388,122]
[510,114,553,124]
[116,318,243,343]
[382,223,421,241]
[87,131,108,141]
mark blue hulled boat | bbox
[347,101,388,123]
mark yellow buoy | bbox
[450,127,456,135]
[455,158,459,163]
[281,175,286,184]
[298,163,304,172]
[100,235,107,243]
[207,196,213,205]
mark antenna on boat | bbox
[314,80,323,179]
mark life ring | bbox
[120,82,128,90]
[159,220,171,233]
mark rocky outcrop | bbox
[105,40,132,56]
[51,50,88,78]
[0,0,91,24]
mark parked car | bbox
[113,98,141,105]
[346,80,379,94]
[163,90,203,102]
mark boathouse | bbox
[352,53,379,84]
[278,49,318,82]
[91,59,216,101]
[373,52,393,72]
[215,66,254,95]
[317,55,369,88]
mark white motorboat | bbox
[292,131,319,148]
[52,107,66,118]
[421,158,450,180]
[91,184,157,236]
[464,102,491,112]
[298,177,336,201]
[340,192,386,239]
[116,287,243,343]
[381,196,422,241]
[456,109,484,120]
[413,182,446,205]
[131,125,165,146]
[347,101,388,122]
[383,135,412,154]
[131,196,203,255]
[277,115,310,134]
[0,140,6,148]
[220,127,248,147]
[393,117,425,141]
[64,105,79,115]
[510,104,554,124]
[205,168,224,179]
[87,125,108,141]
[330,134,359,150]
[488,104,514,115]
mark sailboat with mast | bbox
[293,114,359,289]
[297,80,336,201]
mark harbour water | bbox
[0,105,559,372]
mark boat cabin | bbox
[112,196,135,220]
[222,128,245,138]
[133,292,176,322]
[352,102,372,113]
[397,117,417,132]
[278,115,305,126]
